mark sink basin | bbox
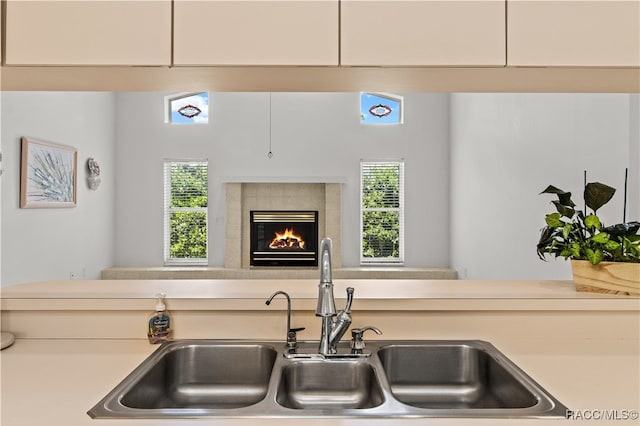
[89,341,277,416]
[276,360,384,409]
[122,343,276,409]
[377,344,537,409]
[89,340,568,419]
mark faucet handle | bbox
[350,326,382,352]
[344,287,354,313]
[286,327,305,348]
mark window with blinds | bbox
[163,161,208,265]
[360,161,404,264]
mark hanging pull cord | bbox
[267,92,273,159]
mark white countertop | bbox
[2,279,638,312]
[1,279,638,425]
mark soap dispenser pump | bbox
[147,293,173,344]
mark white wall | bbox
[2,92,635,283]
[450,94,636,280]
[1,92,116,286]
[114,93,451,267]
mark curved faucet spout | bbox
[266,291,305,348]
[266,290,291,336]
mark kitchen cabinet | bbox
[340,0,506,66]
[4,0,172,66]
[173,0,339,66]
[508,0,640,67]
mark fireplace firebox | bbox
[250,211,318,267]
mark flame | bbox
[269,228,305,250]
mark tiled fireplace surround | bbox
[225,182,342,270]
[102,181,456,279]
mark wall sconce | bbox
[87,157,101,190]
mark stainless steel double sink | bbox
[88,340,568,419]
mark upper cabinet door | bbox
[174,0,339,66]
[341,0,506,66]
[508,0,640,67]
[4,1,172,66]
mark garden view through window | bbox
[360,161,404,264]
[164,161,208,265]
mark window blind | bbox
[360,161,404,264]
[163,161,208,265]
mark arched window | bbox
[360,93,403,125]
[164,92,209,124]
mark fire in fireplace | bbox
[269,228,306,249]
[250,211,318,267]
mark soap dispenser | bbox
[147,293,173,344]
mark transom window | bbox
[360,93,403,125]
[165,92,209,124]
[163,161,208,265]
[360,161,405,264]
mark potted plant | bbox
[537,181,640,295]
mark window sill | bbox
[101,266,457,280]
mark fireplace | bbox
[250,211,319,267]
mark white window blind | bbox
[360,161,404,264]
[163,161,208,265]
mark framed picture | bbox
[20,137,78,208]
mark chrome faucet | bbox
[266,290,305,348]
[316,237,354,355]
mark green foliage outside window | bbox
[361,163,402,260]
[168,163,208,260]
[170,212,207,259]
[362,211,400,258]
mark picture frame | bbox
[20,137,78,208]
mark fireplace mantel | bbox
[221,176,347,184]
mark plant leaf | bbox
[536,227,557,260]
[540,185,576,207]
[604,240,620,251]
[569,242,582,259]
[585,248,604,265]
[545,213,563,228]
[602,221,640,238]
[559,248,573,258]
[584,182,615,214]
[540,185,566,195]
[552,201,575,218]
[589,232,610,244]
[584,214,602,230]
[557,192,576,208]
